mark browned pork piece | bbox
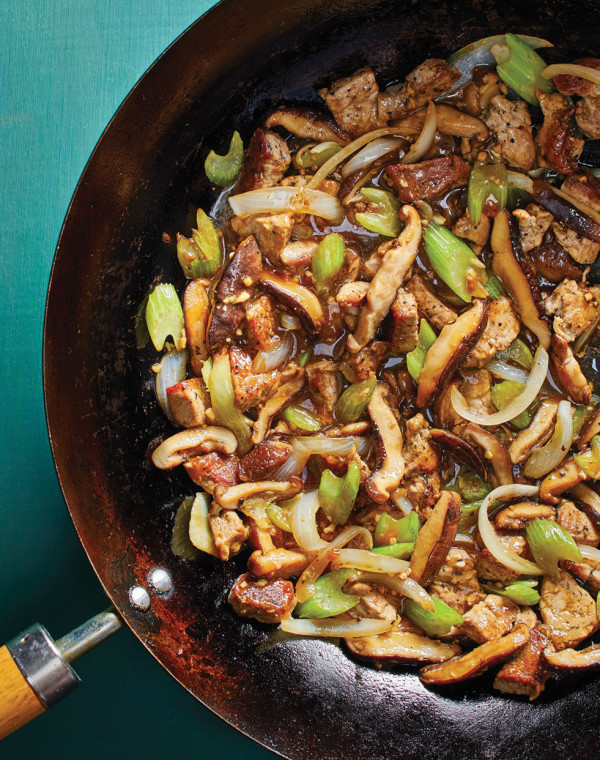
[305,360,342,424]
[544,279,600,343]
[434,369,495,432]
[184,452,240,493]
[535,91,584,175]
[462,296,520,367]
[476,533,531,584]
[236,127,291,192]
[409,491,461,585]
[402,413,441,520]
[539,570,599,650]
[405,275,457,330]
[318,67,385,137]
[388,288,419,353]
[245,295,278,350]
[208,511,249,561]
[365,383,405,503]
[264,106,350,144]
[386,155,471,203]
[348,205,421,353]
[550,335,593,405]
[428,547,484,615]
[378,58,460,122]
[484,95,535,170]
[508,399,559,464]
[494,624,554,700]
[166,377,207,428]
[346,628,461,664]
[419,624,531,685]
[514,203,554,253]
[551,222,600,266]
[239,438,292,482]
[460,594,519,644]
[345,581,397,622]
[554,58,600,139]
[564,554,600,596]
[247,547,311,579]
[231,213,294,263]
[556,500,600,546]
[228,573,296,623]
[452,213,491,252]
[416,299,487,407]
[491,210,551,349]
[340,341,389,383]
[229,346,280,411]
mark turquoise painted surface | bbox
[0,2,275,757]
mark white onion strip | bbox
[280,616,396,638]
[485,359,530,384]
[524,400,573,478]
[355,571,435,611]
[228,186,343,221]
[542,63,600,87]
[578,544,600,564]
[252,332,294,373]
[401,101,437,164]
[391,489,414,515]
[273,436,368,480]
[452,347,548,426]
[306,126,422,191]
[341,136,405,178]
[291,491,328,552]
[295,526,373,603]
[331,549,410,576]
[155,349,187,423]
[478,484,543,576]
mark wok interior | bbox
[44,0,600,757]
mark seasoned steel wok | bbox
[16,0,600,756]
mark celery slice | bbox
[335,377,377,424]
[493,33,552,106]
[406,319,437,381]
[145,283,184,351]
[311,232,345,294]
[295,569,359,618]
[355,187,401,237]
[177,208,222,278]
[282,403,322,432]
[491,380,532,429]
[403,598,463,636]
[370,542,415,559]
[458,500,483,533]
[467,162,508,226]
[204,131,243,187]
[374,512,419,546]
[208,352,252,455]
[483,580,540,605]
[458,470,491,501]
[525,518,581,579]
[318,461,361,525]
[495,338,533,370]
[422,222,487,302]
[574,435,600,479]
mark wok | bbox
[3,0,600,756]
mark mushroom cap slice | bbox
[261,273,324,333]
[346,629,461,664]
[365,383,405,503]
[151,426,238,469]
[543,642,600,671]
[410,490,461,585]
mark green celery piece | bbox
[406,319,437,381]
[145,283,184,351]
[355,187,401,237]
[458,470,490,502]
[493,33,552,106]
[208,352,252,455]
[483,580,540,606]
[574,435,600,479]
[374,512,419,546]
[491,380,532,429]
[177,208,222,279]
[311,233,346,294]
[295,141,341,170]
[403,598,463,636]
[201,356,213,388]
[281,403,322,432]
[485,274,505,299]
[467,162,508,226]
[204,131,244,187]
[370,542,415,559]
[318,461,361,525]
[422,222,487,302]
[267,505,293,532]
[525,518,581,579]
[495,338,533,370]
[295,569,359,618]
[298,347,313,367]
[458,500,483,533]
[335,377,377,424]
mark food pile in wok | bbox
[141,34,600,698]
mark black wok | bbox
[33,0,600,756]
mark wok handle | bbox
[0,610,122,741]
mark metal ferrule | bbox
[7,624,81,708]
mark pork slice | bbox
[539,569,599,650]
[544,278,600,343]
[345,581,398,622]
[378,58,460,122]
[460,594,519,644]
[245,294,278,350]
[463,296,520,367]
[428,547,483,615]
[551,335,593,405]
[208,511,249,561]
[514,203,554,253]
[166,377,207,428]
[239,438,291,482]
[535,91,584,176]
[184,452,240,494]
[305,359,342,424]
[557,500,600,547]
[577,94,600,139]
[236,127,291,192]
[405,275,457,330]
[551,222,600,266]
[476,532,530,583]
[340,340,389,383]
[452,213,491,251]
[484,95,535,171]
[319,67,384,137]
[228,573,296,623]
[403,413,441,520]
[229,346,280,411]
[388,288,419,354]
[386,155,471,203]
[231,213,294,263]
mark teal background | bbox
[0,2,274,757]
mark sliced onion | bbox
[280,313,300,330]
[295,526,373,603]
[485,359,530,384]
[578,544,600,564]
[273,435,368,480]
[390,490,414,515]
[252,332,294,373]
[452,346,548,426]
[228,186,343,222]
[306,126,422,191]
[524,400,573,479]
[453,533,476,546]
[542,63,600,87]
[155,349,187,423]
[478,484,543,576]
[401,101,437,164]
[507,170,534,194]
[291,490,327,552]
[280,616,396,638]
[331,549,410,575]
[341,136,405,178]
[354,571,434,611]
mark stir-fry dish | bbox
[141,34,600,698]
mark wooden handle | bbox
[0,645,46,740]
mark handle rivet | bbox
[149,567,172,594]
[129,586,151,610]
